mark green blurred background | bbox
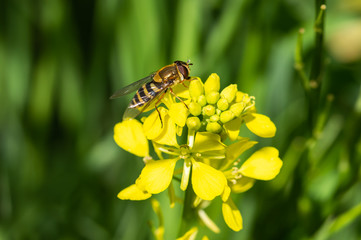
[1,0,361,239]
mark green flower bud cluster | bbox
[186,74,255,134]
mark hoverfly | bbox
[110,60,192,124]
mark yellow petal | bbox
[192,132,226,153]
[172,79,191,99]
[223,117,242,141]
[226,138,257,162]
[136,158,178,194]
[231,177,255,193]
[169,102,189,127]
[176,227,198,240]
[114,119,149,157]
[239,147,283,180]
[117,184,152,200]
[221,185,231,202]
[143,107,168,140]
[244,113,276,138]
[153,115,179,147]
[222,198,243,231]
[191,160,227,200]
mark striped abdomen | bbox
[129,81,165,108]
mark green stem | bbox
[178,176,198,237]
[310,1,326,84]
[295,28,310,93]
[308,1,326,135]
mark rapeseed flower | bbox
[113,73,282,236]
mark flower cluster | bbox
[114,73,282,237]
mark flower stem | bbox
[178,174,198,237]
[308,1,326,135]
[295,28,310,93]
[296,1,327,137]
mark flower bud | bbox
[221,84,237,103]
[220,110,235,123]
[210,114,219,122]
[206,91,220,104]
[229,102,245,117]
[202,105,216,117]
[186,117,201,131]
[189,102,202,116]
[206,122,222,133]
[235,91,249,103]
[204,73,220,95]
[189,79,204,101]
[217,98,229,111]
[197,95,207,107]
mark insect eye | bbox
[178,65,189,79]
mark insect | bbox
[110,60,192,124]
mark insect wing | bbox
[109,74,154,99]
[122,88,167,120]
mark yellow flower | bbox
[185,132,228,200]
[219,146,283,231]
[223,146,282,192]
[113,73,283,234]
[183,137,282,232]
[118,132,228,201]
[147,132,228,201]
[181,135,270,233]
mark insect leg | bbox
[169,88,189,109]
[154,90,168,127]
[181,77,196,88]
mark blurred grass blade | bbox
[28,54,57,128]
[313,202,361,240]
[204,0,246,69]
[172,0,202,63]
